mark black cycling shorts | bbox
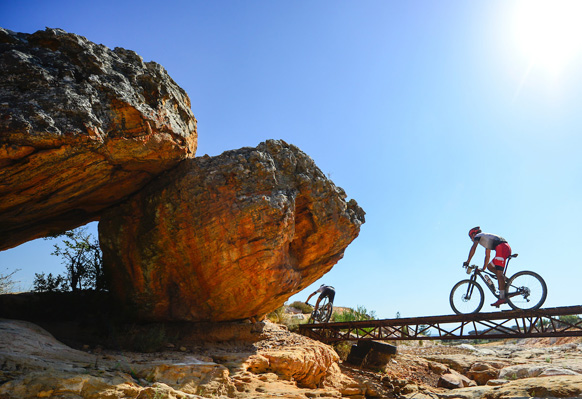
[319,287,335,303]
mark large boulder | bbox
[99,139,365,322]
[245,341,340,388]
[466,362,500,385]
[0,28,197,250]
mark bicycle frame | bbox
[467,253,519,299]
[468,267,499,297]
[453,253,546,314]
[307,297,333,323]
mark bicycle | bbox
[450,254,547,315]
[306,298,333,323]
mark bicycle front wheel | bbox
[450,279,484,315]
[506,271,547,311]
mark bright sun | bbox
[513,0,582,74]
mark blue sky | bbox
[1,1,581,319]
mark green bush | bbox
[266,305,311,332]
[36,227,105,293]
[332,305,376,322]
[33,272,68,292]
[332,305,377,336]
[558,315,581,325]
[332,341,353,361]
[286,320,304,333]
[267,306,287,324]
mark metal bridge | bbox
[298,305,582,344]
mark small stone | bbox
[487,379,510,386]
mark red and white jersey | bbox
[474,233,507,250]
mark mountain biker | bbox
[464,226,512,308]
[305,284,335,314]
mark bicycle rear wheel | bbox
[309,297,330,323]
[450,279,484,315]
[505,271,547,311]
[319,302,333,323]
[315,297,330,323]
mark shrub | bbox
[558,315,581,326]
[0,268,20,294]
[33,272,68,292]
[332,305,377,336]
[267,306,287,324]
[286,320,303,333]
[332,341,353,361]
[125,324,167,353]
[332,305,376,323]
[289,301,313,314]
[266,305,312,332]
[40,227,105,292]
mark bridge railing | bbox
[298,306,582,344]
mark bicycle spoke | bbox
[506,271,547,311]
[450,280,484,314]
[312,297,331,323]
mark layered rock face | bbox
[99,140,365,322]
[1,27,363,323]
[0,28,197,250]
[0,319,366,398]
[3,318,582,399]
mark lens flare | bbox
[513,0,582,74]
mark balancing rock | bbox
[99,140,365,322]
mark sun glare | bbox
[513,0,582,75]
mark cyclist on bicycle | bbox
[464,226,512,307]
[305,284,335,314]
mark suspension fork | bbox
[465,269,478,298]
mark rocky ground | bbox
[1,318,582,398]
[394,337,582,397]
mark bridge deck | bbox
[298,305,582,344]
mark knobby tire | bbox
[505,270,547,311]
[320,303,333,323]
[450,279,485,315]
[309,297,332,323]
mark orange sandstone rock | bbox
[0,28,197,250]
[99,140,365,322]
